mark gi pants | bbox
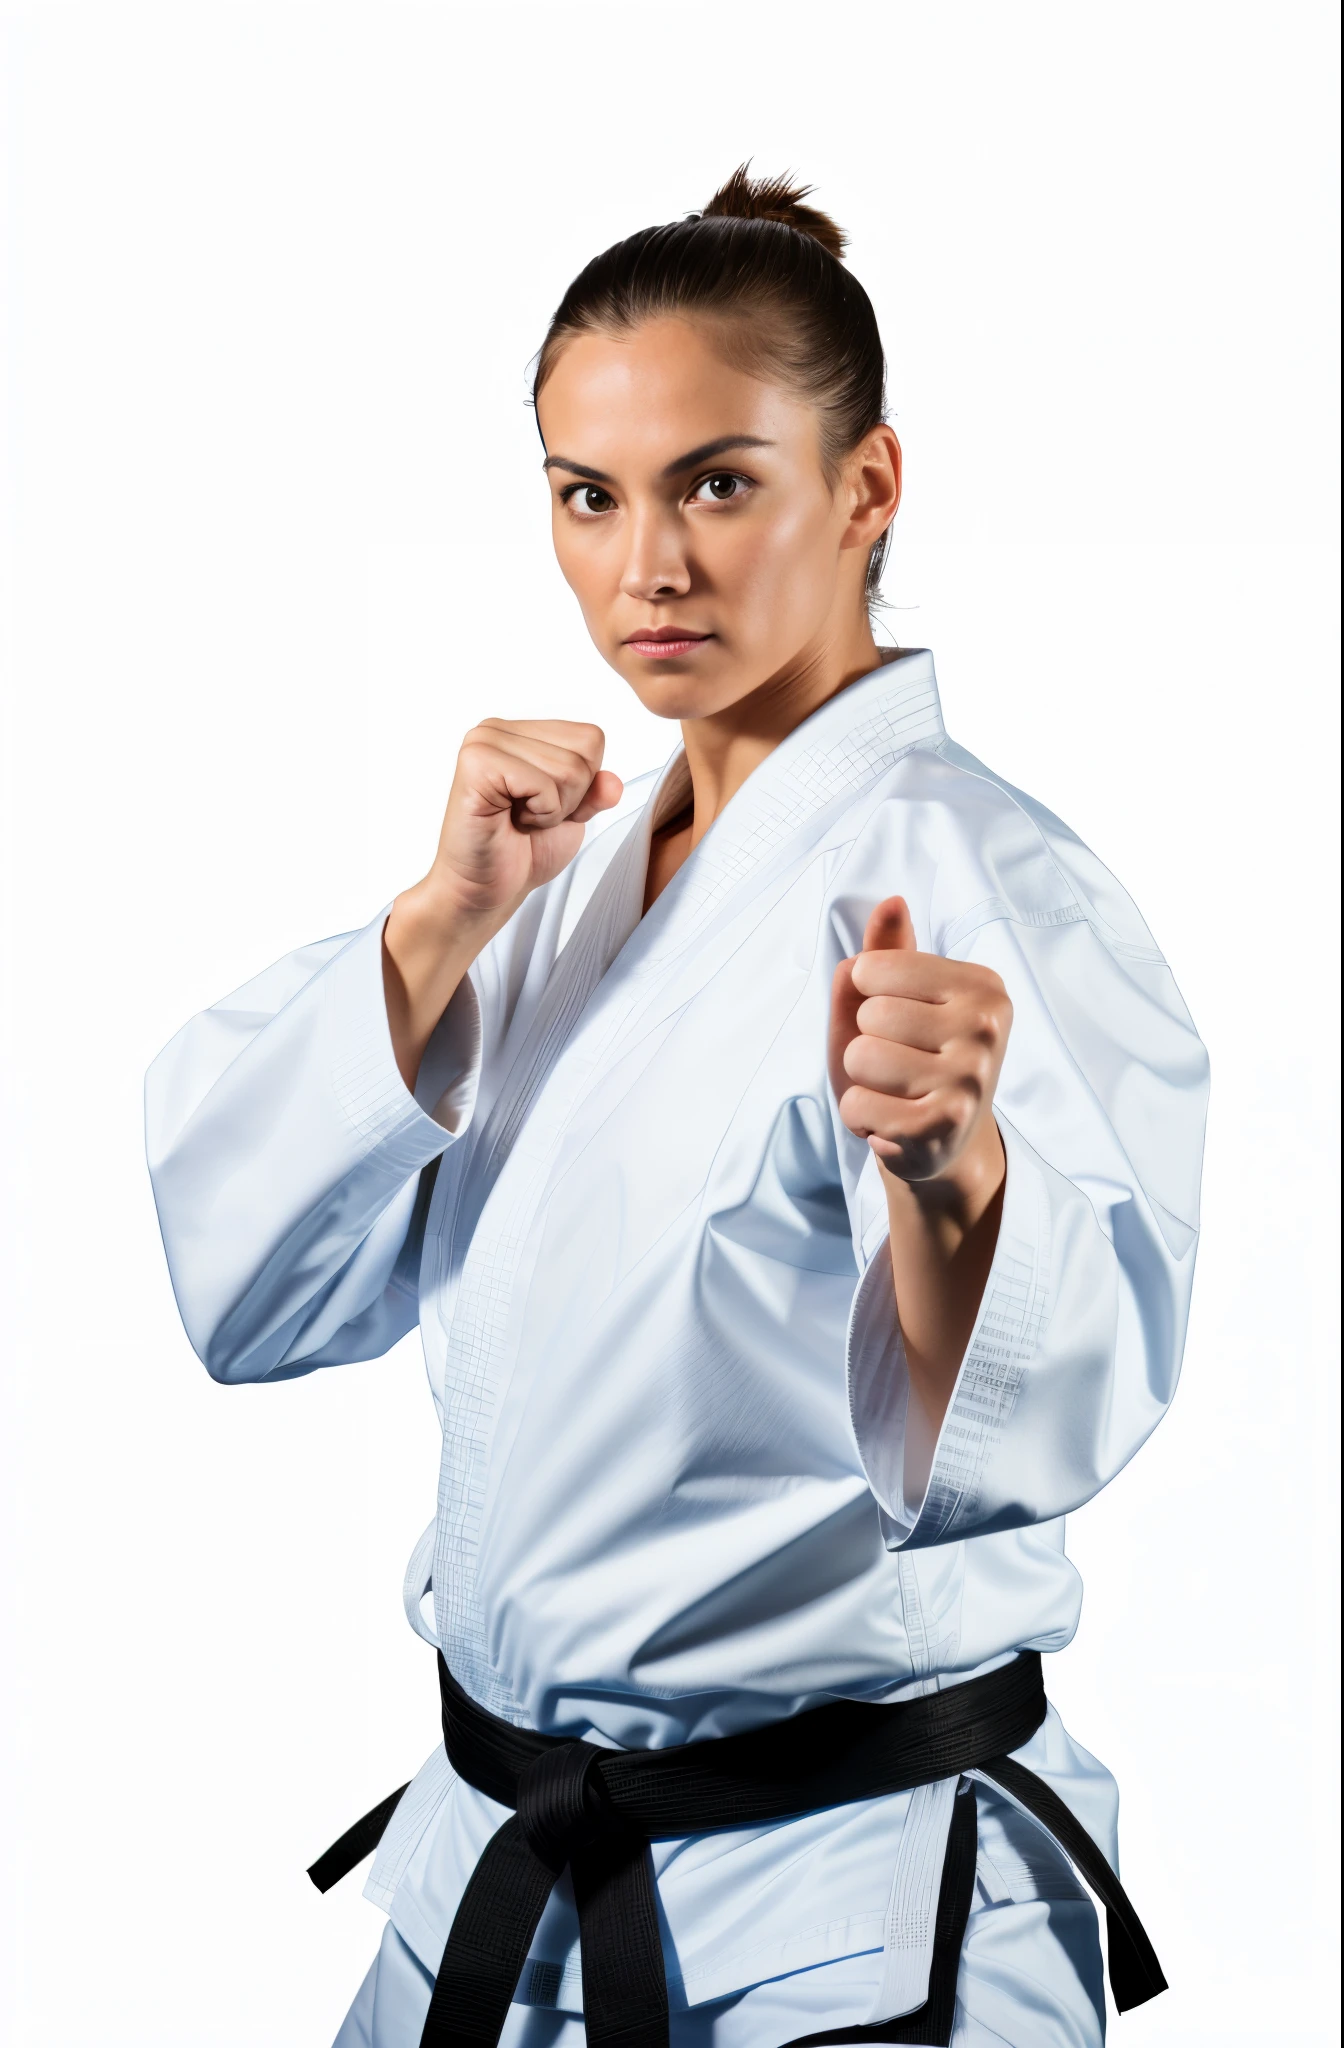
[333,1885,1106,2048]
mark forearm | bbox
[383,879,502,1092]
[881,1113,1006,1446]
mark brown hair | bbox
[531,166,893,602]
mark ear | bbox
[840,424,902,553]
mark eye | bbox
[689,472,750,506]
[561,483,616,518]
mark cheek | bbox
[551,518,608,612]
[717,501,834,618]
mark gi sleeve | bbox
[834,838,1210,1549]
[144,907,483,1385]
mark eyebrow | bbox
[542,435,776,485]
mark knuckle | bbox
[853,954,895,996]
[836,1083,865,1123]
[971,994,1010,1043]
[842,1038,865,1080]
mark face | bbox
[536,317,900,722]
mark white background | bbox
[1,4,1339,2044]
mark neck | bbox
[677,615,888,842]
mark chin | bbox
[632,685,707,722]
[617,655,760,724]
[613,664,716,721]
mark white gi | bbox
[145,650,1210,2046]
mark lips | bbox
[624,628,714,658]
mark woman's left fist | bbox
[828,895,1012,1185]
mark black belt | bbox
[310,1650,1165,2047]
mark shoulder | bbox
[831,735,1168,963]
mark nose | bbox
[619,508,691,604]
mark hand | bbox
[421,717,624,928]
[383,718,622,1090]
[828,895,1012,1190]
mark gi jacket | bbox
[145,649,1210,2021]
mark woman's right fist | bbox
[382,719,623,1090]
[426,717,623,926]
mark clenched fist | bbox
[384,718,623,1088]
[829,895,1012,1187]
[428,717,625,924]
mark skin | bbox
[383,315,1009,1481]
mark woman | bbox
[146,170,1209,2048]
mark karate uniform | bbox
[145,649,1209,2044]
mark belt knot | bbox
[515,1739,613,1873]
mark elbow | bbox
[198,1337,264,1387]
[194,1318,279,1387]
[182,1286,309,1387]
[191,1273,367,1384]
[197,1330,319,1387]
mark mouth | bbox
[623,628,715,660]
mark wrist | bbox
[387,874,502,970]
[879,1114,1006,1232]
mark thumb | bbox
[568,769,624,825]
[861,894,917,956]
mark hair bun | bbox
[699,164,847,261]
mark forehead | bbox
[536,317,818,473]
